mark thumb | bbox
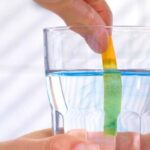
[34,0,110,53]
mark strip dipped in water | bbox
[102,36,122,135]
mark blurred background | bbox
[0,0,150,141]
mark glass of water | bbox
[43,25,150,150]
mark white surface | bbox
[0,0,150,141]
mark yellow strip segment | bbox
[102,37,117,69]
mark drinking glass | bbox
[43,25,150,150]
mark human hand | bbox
[34,0,112,53]
[1,128,149,150]
[0,129,99,150]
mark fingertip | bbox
[84,27,109,53]
[98,28,109,53]
[46,134,87,150]
[73,142,100,150]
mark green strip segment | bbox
[103,71,122,135]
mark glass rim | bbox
[44,25,150,32]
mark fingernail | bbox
[73,143,99,150]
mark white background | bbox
[0,0,150,141]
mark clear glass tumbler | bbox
[43,26,150,150]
